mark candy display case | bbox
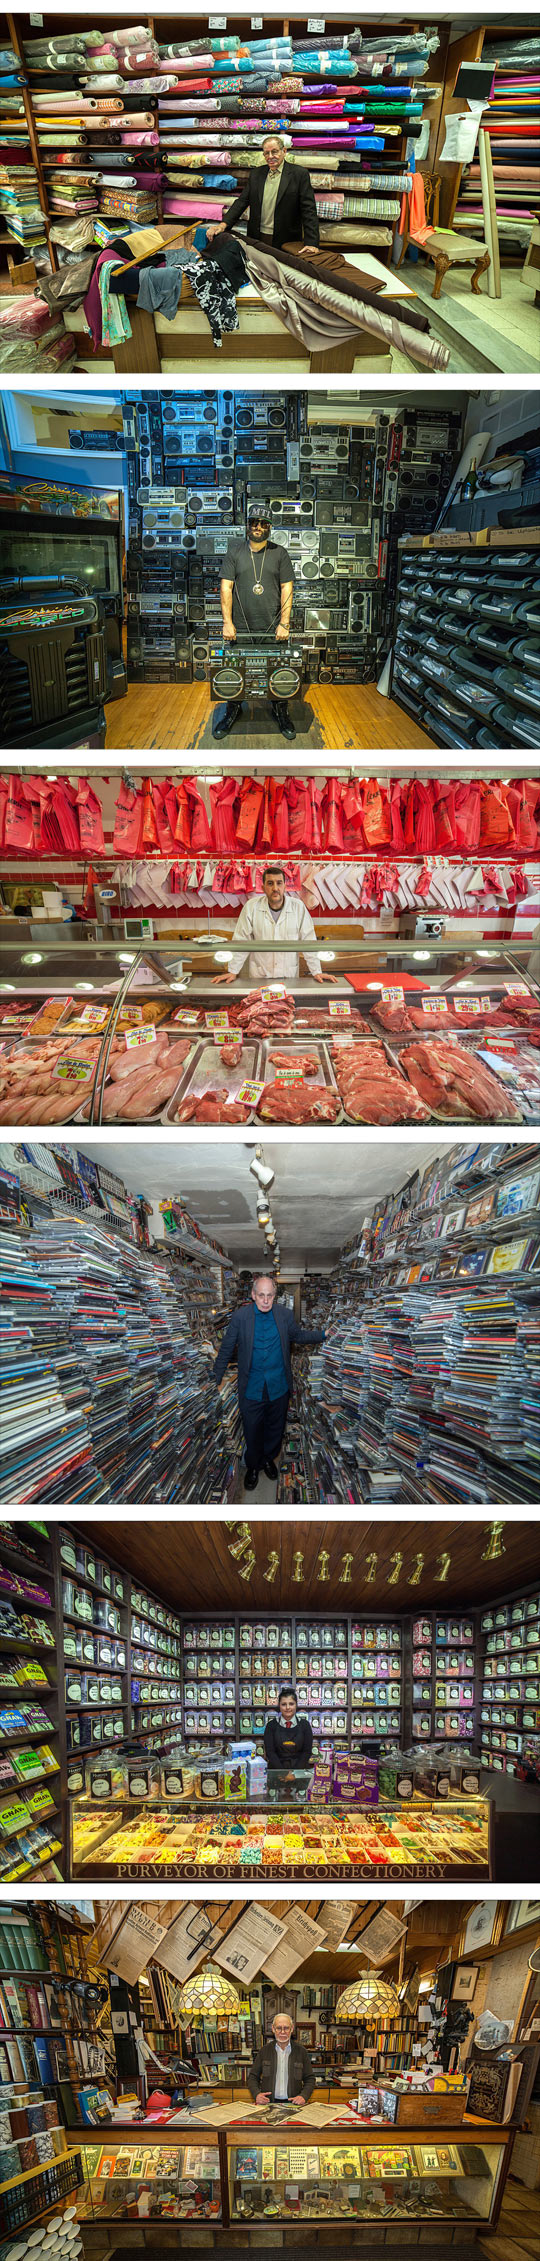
[226,2127,510,2229]
[76,2136,221,2224]
[70,1786,493,1882]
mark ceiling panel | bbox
[76,1518,540,1612]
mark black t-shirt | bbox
[222,539,294,635]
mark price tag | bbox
[79,1005,109,1027]
[308,16,326,30]
[251,14,263,24]
[0,1007,28,1025]
[124,1025,156,1050]
[121,1004,143,1024]
[205,1011,230,1028]
[454,996,482,1016]
[171,1008,200,1024]
[213,1028,239,1046]
[504,982,531,997]
[381,986,404,1005]
[421,995,448,1015]
[260,986,286,1001]
[209,14,227,26]
[52,1057,94,1084]
[236,1081,264,1105]
[275,1067,302,1082]
[328,999,351,1017]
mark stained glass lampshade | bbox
[335,1969,400,2020]
[178,1964,241,2016]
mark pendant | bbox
[253,582,264,596]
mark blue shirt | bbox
[245,1306,288,1402]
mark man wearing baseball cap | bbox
[214,508,296,742]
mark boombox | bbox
[210,643,304,704]
[235,401,287,431]
[286,531,320,558]
[241,471,292,499]
[191,634,225,678]
[69,429,124,450]
[305,605,348,632]
[319,530,372,560]
[137,485,189,507]
[314,475,359,501]
[398,468,442,493]
[270,497,315,523]
[138,595,187,619]
[295,557,324,583]
[159,429,216,458]
[300,435,349,465]
[185,488,234,518]
[142,505,189,531]
[161,397,219,426]
[142,531,189,552]
[234,437,287,463]
[197,527,243,557]
[314,500,371,528]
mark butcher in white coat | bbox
[212,864,339,985]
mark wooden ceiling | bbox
[78,1519,540,1613]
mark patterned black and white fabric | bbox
[183,252,240,346]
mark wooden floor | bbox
[105,679,436,753]
[478,2174,540,2260]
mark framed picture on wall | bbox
[504,1903,540,1937]
[461,1903,501,1956]
[451,1964,479,2005]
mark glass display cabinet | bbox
[70,1785,493,1882]
[226,2128,510,2229]
[76,2137,221,2224]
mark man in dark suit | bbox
[248,2012,316,2107]
[213,1272,324,1491]
[206,132,320,254]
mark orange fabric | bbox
[400,171,434,246]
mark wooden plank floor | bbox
[478,2175,540,2261]
[105,680,436,753]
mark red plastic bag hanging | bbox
[508,780,538,854]
[273,781,290,851]
[235,775,264,848]
[40,778,81,854]
[171,781,191,852]
[152,779,178,858]
[390,779,406,851]
[412,781,436,854]
[432,780,456,852]
[141,776,159,851]
[4,774,35,854]
[210,777,238,852]
[454,780,481,853]
[362,777,392,849]
[341,776,365,853]
[479,780,515,851]
[76,776,105,858]
[256,774,277,854]
[321,776,344,852]
[113,778,144,857]
[287,778,312,852]
[183,776,213,853]
[309,776,323,853]
[0,773,7,853]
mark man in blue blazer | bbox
[213,1272,324,1491]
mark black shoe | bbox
[212,699,243,740]
[263,1458,279,1480]
[244,1466,259,1491]
[271,698,296,742]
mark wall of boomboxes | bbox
[122,391,462,689]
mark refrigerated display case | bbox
[70,1781,493,1882]
[2,935,540,1125]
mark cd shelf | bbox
[0,1528,63,1885]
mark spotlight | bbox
[249,1151,275,1193]
[257,1198,271,1228]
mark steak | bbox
[402,1039,522,1121]
[330,1038,430,1123]
[269,1050,319,1075]
[257,1078,340,1123]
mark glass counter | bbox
[76,2137,221,2224]
[226,2129,509,2228]
[70,1789,492,1882]
[1,936,539,1127]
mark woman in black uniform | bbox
[264,1686,313,1771]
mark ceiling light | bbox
[75,982,95,992]
[413,950,432,962]
[257,1199,271,1228]
[21,952,43,965]
[214,950,232,963]
[319,949,335,962]
[0,983,15,993]
[117,951,135,965]
[178,1965,241,2016]
[336,1970,400,2020]
[250,1153,275,1192]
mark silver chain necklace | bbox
[249,539,268,598]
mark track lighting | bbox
[257,1197,271,1228]
[249,1149,275,1193]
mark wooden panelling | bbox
[77,1519,540,1613]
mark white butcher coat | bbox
[229,891,322,981]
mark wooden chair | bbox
[396,173,491,300]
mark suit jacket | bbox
[224,160,319,250]
[264,1715,313,1770]
[247,2038,316,2104]
[213,1301,324,1412]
